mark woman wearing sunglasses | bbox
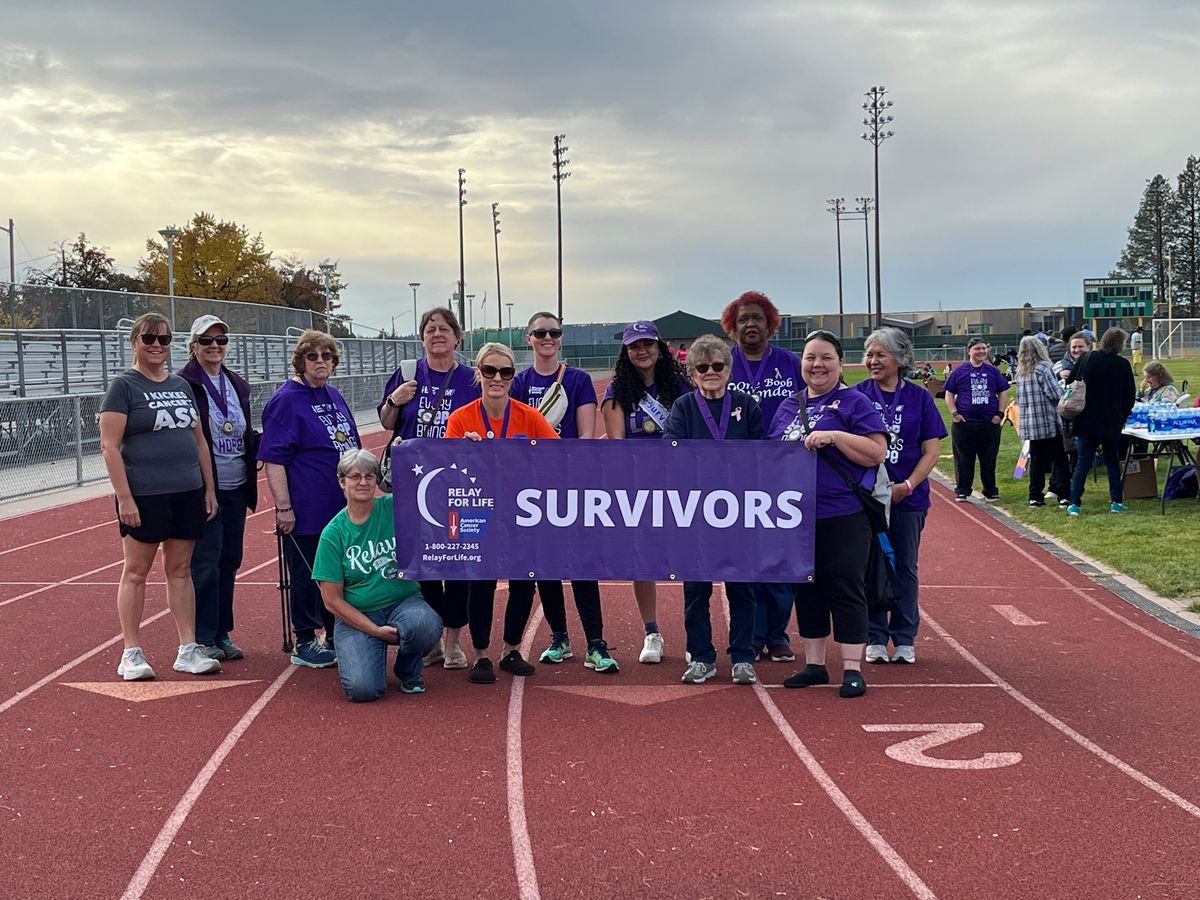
[178,315,259,662]
[259,329,361,669]
[445,342,559,684]
[99,313,221,681]
[510,312,618,673]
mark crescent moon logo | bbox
[416,467,446,527]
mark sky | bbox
[3,1,1199,336]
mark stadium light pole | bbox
[318,261,337,332]
[457,168,467,331]
[861,86,894,328]
[158,226,182,329]
[553,134,571,322]
[408,282,421,337]
[827,198,846,336]
[492,202,503,330]
[1,217,14,326]
[855,197,874,331]
[506,301,514,332]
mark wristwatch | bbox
[385,396,398,408]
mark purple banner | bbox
[391,439,816,583]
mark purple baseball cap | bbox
[622,320,661,345]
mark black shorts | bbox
[117,488,207,544]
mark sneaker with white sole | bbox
[865,643,890,664]
[639,632,664,664]
[198,644,226,661]
[584,641,620,674]
[731,662,758,685]
[891,645,916,664]
[117,647,155,681]
[291,638,337,668]
[539,633,573,664]
[174,643,222,675]
[681,660,717,684]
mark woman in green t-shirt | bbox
[313,450,443,700]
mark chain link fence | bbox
[1152,318,1200,359]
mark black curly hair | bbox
[610,339,688,414]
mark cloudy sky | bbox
[3,1,1199,334]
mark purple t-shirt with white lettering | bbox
[380,361,481,440]
[258,379,361,535]
[602,382,667,439]
[854,379,948,512]
[769,386,886,519]
[511,365,597,439]
[943,362,1009,422]
[728,344,802,428]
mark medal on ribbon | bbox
[642,419,658,434]
[222,420,234,434]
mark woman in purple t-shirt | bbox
[769,331,887,697]
[856,328,947,666]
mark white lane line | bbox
[0,559,123,608]
[935,492,1200,664]
[120,664,295,900]
[923,610,1200,819]
[716,586,937,899]
[761,683,997,689]
[508,592,542,900]
[0,608,171,715]
[991,605,1047,626]
[0,520,111,557]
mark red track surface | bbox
[3,411,1200,898]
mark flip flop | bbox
[443,649,468,670]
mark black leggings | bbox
[793,511,871,644]
[528,580,604,644]
[418,580,470,630]
[468,581,533,651]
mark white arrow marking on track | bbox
[862,723,1023,770]
[991,605,1047,626]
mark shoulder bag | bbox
[1058,352,1090,419]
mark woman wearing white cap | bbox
[178,315,259,660]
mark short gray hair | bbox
[686,334,732,370]
[337,449,380,480]
[862,327,914,373]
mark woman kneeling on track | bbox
[445,342,560,685]
[769,330,887,698]
[663,334,766,686]
[600,320,690,664]
[312,449,442,700]
[99,312,221,681]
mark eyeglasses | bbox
[342,471,378,483]
[195,334,229,346]
[693,362,726,374]
[529,328,563,339]
[139,334,172,346]
[479,364,516,381]
[305,351,335,362]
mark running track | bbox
[2,416,1199,897]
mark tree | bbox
[138,212,283,303]
[277,255,347,329]
[1171,156,1200,317]
[26,233,146,292]
[1113,175,1173,306]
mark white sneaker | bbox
[639,632,664,664]
[865,644,890,664]
[891,645,916,664]
[117,647,155,681]
[174,643,222,675]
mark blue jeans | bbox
[191,485,249,647]
[869,506,926,647]
[333,595,443,702]
[683,581,757,665]
[751,582,793,650]
[1070,434,1123,507]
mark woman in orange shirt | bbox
[446,342,558,684]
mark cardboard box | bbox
[1122,457,1158,499]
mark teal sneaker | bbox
[1110,502,1129,513]
[1066,504,1081,517]
[539,633,573,664]
[584,641,620,674]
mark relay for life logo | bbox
[412,460,494,541]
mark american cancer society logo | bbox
[411,460,494,540]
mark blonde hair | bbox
[129,312,171,347]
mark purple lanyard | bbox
[867,380,900,425]
[694,390,731,440]
[479,400,513,439]
[740,346,773,392]
[199,368,229,418]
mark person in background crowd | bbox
[1138,361,1180,404]
[1065,327,1136,516]
[663,334,766,686]
[1048,325,1076,365]
[259,329,361,668]
[1054,331,1093,381]
[1015,335,1071,508]
[446,342,559,684]
[378,306,480,671]
[771,330,887,697]
[99,312,221,680]
[856,328,946,666]
[601,320,690,664]
[511,311,618,673]
[179,315,257,661]
[1130,326,1145,366]
[313,449,442,700]
[720,289,802,664]
[677,342,689,364]
[944,337,1009,502]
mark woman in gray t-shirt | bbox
[99,312,221,682]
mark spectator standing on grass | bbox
[99,312,221,681]
[1015,335,1071,508]
[721,290,802,664]
[1054,332,1093,381]
[1065,327,1136,517]
[856,328,947,666]
[1048,326,1076,365]
[601,321,690,664]
[663,334,766,687]
[511,311,619,674]
[1130,326,1145,366]
[178,315,258,662]
[259,329,361,668]
[943,338,1009,502]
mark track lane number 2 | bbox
[862,723,1022,770]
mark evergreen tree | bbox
[1114,175,1173,306]
[1172,156,1200,317]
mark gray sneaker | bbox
[117,647,155,681]
[174,643,222,675]
[198,644,226,661]
[865,644,890,664]
[731,662,758,685]
[681,660,717,684]
[891,645,916,664]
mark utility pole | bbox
[409,282,421,337]
[158,226,183,330]
[458,168,467,331]
[861,86,894,329]
[506,302,514,333]
[553,134,571,322]
[827,198,846,336]
[856,197,874,330]
[1,218,14,327]
[492,202,503,330]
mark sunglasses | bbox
[195,334,229,346]
[479,364,516,381]
[804,329,844,356]
[693,362,727,374]
[139,333,172,346]
[529,328,563,339]
[305,351,335,362]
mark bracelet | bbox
[275,506,292,513]
[904,479,913,492]
[385,396,397,408]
